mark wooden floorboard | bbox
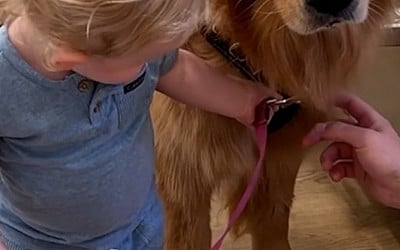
[211,146,400,250]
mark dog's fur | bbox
[151,0,392,249]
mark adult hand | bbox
[303,92,400,209]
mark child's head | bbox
[1,0,205,83]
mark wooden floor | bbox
[210,47,400,249]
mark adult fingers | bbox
[334,92,389,131]
[303,121,373,148]
[329,162,356,182]
[320,142,353,171]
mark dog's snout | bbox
[306,0,353,15]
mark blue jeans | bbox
[0,191,164,250]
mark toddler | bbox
[0,0,277,249]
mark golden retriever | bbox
[151,0,392,249]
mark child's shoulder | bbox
[0,52,27,132]
[0,49,20,83]
[0,53,21,137]
[0,47,21,100]
[0,37,31,104]
[0,25,53,96]
[0,27,47,136]
[0,26,30,89]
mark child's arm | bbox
[157,49,279,126]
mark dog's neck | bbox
[204,0,391,110]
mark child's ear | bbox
[50,47,88,70]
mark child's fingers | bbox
[320,142,353,171]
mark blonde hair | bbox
[0,0,205,56]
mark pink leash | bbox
[211,101,269,250]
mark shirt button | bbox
[78,80,92,92]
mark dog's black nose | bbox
[306,0,353,15]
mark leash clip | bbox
[265,97,301,124]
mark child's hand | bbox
[158,50,281,125]
[235,79,281,128]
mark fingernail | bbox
[331,172,341,182]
